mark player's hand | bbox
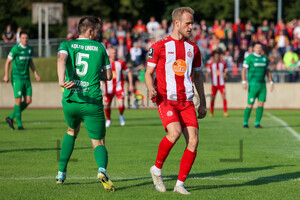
[35,74,41,82]
[60,81,76,89]
[3,75,9,83]
[148,87,157,100]
[270,84,274,92]
[197,105,207,119]
[242,83,247,90]
[129,84,134,93]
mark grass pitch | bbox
[0,109,300,199]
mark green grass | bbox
[0,57,57,82]
[0,109,300,200]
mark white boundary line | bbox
[266,113,300,141]
[0,176,300,181]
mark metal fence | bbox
[0,38,65,59]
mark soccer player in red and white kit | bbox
[145,7,207,195]
[104,46,133,127]
[206,51,229,117]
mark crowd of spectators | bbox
[67,17,300,82]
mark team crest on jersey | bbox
[167,111,173,117]
[263,57,266,62]
[172,59,187,76]
[187,50,193,58]
[148,48,154,59]
[28,49,31,54]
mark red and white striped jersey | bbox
[206,61,227,86]
[147,36,202,101]
[105,60,129,94]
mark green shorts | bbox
[12,79,32,98]
[62,99,106,140]
[247,84,266,104]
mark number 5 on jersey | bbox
[75,52,89,76]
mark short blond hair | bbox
[172,7,194,22]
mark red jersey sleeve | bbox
[147,42,160,68]
[223,61,228,72]
[193,45,202,71]
[120,60,129,72]
[206,62,212,72]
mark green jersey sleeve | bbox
[57,41,69,55]
[243,55,251,68]
[8,45,18,60]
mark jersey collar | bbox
[253,53,262,57]
[19,43,27,48]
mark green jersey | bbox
[58,39,111,104]
[8,43,33,80]
[243,53,269,85]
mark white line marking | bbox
[0,176,299,181]
[266,113,300,141]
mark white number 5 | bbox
[75,52,89,76]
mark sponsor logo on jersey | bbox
[172,59,187,76]
[187,50,193,58]
[168,52,174,54]
[167,111,173,117]
[112,71,117,79]
[148,48,154,59]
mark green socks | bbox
[9,102,28,120]
[59,133,75,172]
[243,107,252,125]
[255,106,263,126]
[13,105,22,128]
[94,145,108,169]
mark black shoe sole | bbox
[5,117,15,130]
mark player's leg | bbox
[104,94,113,127]
[244,86,259,128]
[174,102,198,195]
[84,103,114,192]
[117,91,125,126]
[210,86,217,116]
[255,86,266,128]
[150,101,180,192]
[220,86,229,117]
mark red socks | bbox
[210,100,215,115]
[155,136,175,169]
[178,149,197,182]
[119,106,124,115]
[104,108,111,120]
[223,99,227,113]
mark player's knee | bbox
[247,104,253,109]
[187,136,198,151]
[167,130,182,143]
[26,99,32,105]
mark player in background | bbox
[145,7,206,195]
[56,16,115,192]
[3,31,40,130]
[104,46,133,127]
[242,42,274,128]
[206,51,229,117]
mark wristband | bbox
[270,81,274,85]
[241,80,246,84]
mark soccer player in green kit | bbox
[242,42,274,128]
[56,16,115,192]
[3,31,40,130]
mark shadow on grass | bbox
[187,171,300,191]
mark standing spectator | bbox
[154,24,166,42]
[2,25,16,55]
[224,31,235,47]
[293,19,300,39]
[244,46,253,59]
[200,19,207,33]
[212,19,219,33]
[161,19,169,34]
[223,50,234,68]
[232,18,245,37]
[244,21,254,41]
[283,47,299,82]
[268,47,281,69]
[116,25,126,41]
[133,19,147,35]
[108,31,118,46]
[146,16,160,37]
[275,30,289,57]
[117,38,127,61]
[130,42,142,67]
[261,19,269,36]
[16,27,22,43]
[224,22,233,38]
[264,39,275,55]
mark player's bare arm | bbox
[241,67,247,90]
[3,58,12,83]
[205,70,210,83]
[100,68,112,81]
[266,68,274,92]
[127,69,134,93]
[29,59,40,82]
[194,70,207,119]
[57,52,76,89]
[145,66,157,100]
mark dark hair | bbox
[78,16,100,35]
[253,42,262,47]
[19,31,28,37]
